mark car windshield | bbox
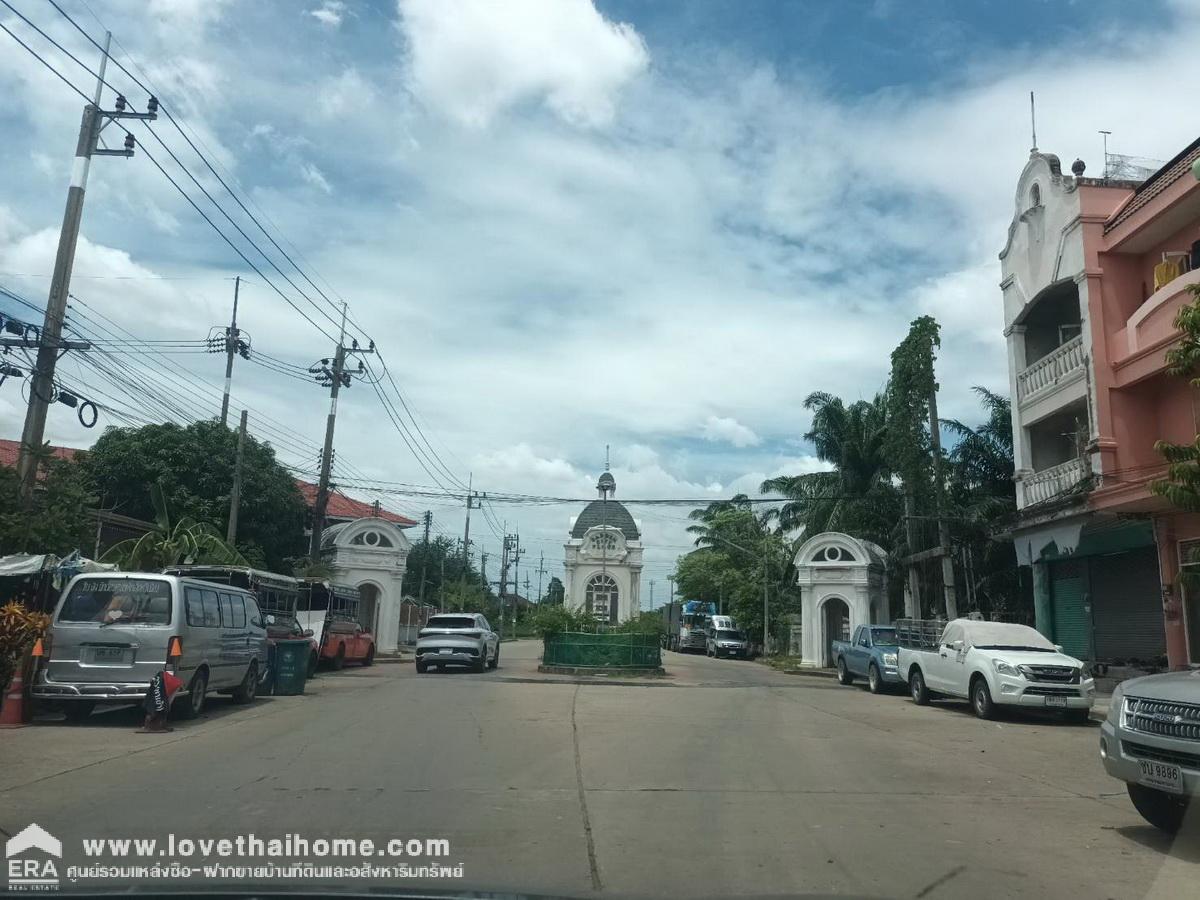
[5,3,1190,898]
[58,579,171,625]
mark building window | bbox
[586,574,619,623]
[1029,183,1041,209]
[590,532,617,552]
[815,545,849,563]
[351,530,393,548]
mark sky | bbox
[2,0,1200,597]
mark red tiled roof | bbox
[0,438,79,469]
[294,479,416,526]
[1,438,416,527]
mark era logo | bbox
[5,824,61,891]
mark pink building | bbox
[1000,138,1200,672]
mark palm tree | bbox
[942,386,1014,522]
[761,391,900,548]
[102,481,246,570]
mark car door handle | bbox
[939,652,947,658]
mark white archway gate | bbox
[321,518,411,653]
[793,532,888,668]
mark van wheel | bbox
[837,658,854,685]
[176,669,208,719]
[910,669,930,705]
[1127,783,1189,834]
[971,677,995,719]
[332,644,346,670]
[62,701,95,722]
[868,664,883,694]
[232,661,259,704]
[362,645,375,667]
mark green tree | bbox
[541,576,565,605]
[760,391,900,549]
[102,481,247,569]
[0,454,96,557]
[401,534,491,609]
[80,421,305,570]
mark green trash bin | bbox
[272,639,310,696]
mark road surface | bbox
[1,641,1194,898]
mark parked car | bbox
[896,618,1095,721]
[705,615,749,658]
[320,619,376,669]
[831,624,902,693]
[32,572,269,721]
[416,613,499,673]
[1100,670,1199,834]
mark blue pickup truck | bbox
[831,624,902,694]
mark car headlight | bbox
[1078,662,1092,679]
[883,653,898,666]
[993,659,1022,678]
[1106,682,1124,725]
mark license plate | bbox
[1138,759,1183,794]
[439,648,452,654]
[1043,695,1068,708]
[92,647,125,663]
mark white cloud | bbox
[396,0,649,127]
[310,1,347,28]
[299,162,333,193]
[701,415,761,448]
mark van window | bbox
[219,593,247,628]
[200,590,221,627]
[59,578,172,625]
[185,587,205,626]
[246,598,263,627]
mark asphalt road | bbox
[1,641,1195,899]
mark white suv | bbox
[1100,670,1199,834]
[416,613,499,673]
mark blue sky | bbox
[2,0,1199,582]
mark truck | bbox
[895,617,1095,722]
[830,624,902,693]
[661,600,716,652]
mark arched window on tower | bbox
[586,574,619,624]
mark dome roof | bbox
[571,499,640,540]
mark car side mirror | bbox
[303,629,314,638]
[1054,644,1064,653]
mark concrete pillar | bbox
[1153,515,1190,670]
[376,586,400,653]
[1032,560,1052,638]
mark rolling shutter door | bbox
[1090,547,1165,662]
[1049,559,1089,659]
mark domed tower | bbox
[563,470,643,623]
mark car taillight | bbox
[464,630,481,639]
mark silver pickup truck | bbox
[1100,669,1199,834]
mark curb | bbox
[537,665,666,677]
[766,666,837,679]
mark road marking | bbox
[571,685,602,892]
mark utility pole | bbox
[536,551,546,604]
[439,554,446,613]
[458,474,476,602]
[226,409,248,543]
[650,580,655,609]
[308,302,374,557]
[15,32,154,502]
[762,534,770,655]
[418,510,432,604]
[479,552,488,610]
[219,276,241,428]
[668,575,675,606]
[497,534,511,638]
[928,386,958,620]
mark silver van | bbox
[32,572,269,721]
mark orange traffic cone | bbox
[0,670,29,728]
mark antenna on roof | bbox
[1029,91,1037,154]
[1099,130,1112,177]
[605,444,610,472]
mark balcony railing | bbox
[1017,335,1085,402]
[1023,456,1089,506]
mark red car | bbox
[320,620,375,668]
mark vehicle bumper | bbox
[877,665,904,683]
[993,675,1095,708]
[416,643,483,665]
[714,645,750,656]
[33,676,153,702]
[1100,720,1200,795]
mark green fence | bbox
[542,631,662,668]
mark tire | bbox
[868,664,883,694]
[62,701,95,722]
[1062,707,1091,724]
[176,669,208,720]
[971,677,995,720]
[332,644,346,671]
[231,661,259,705]
[415,660,427,674]
[362,644,375,667]
[1127,783,1189,834]
[909,669,930,705]
[488,644,499,670]
[473,646,486,673]
[836,658,854,685]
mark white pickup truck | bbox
[896,618,1095,722]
